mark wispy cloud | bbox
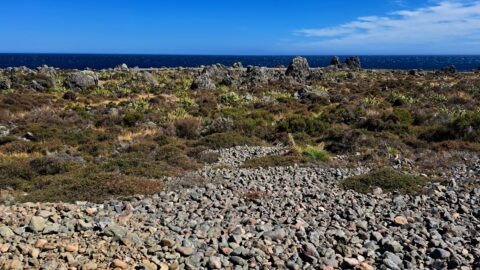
[294,1,480,54]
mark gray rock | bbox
[191,73,216,90]
[345,56,361,69]
[294,86,330,104]
[28,216,47,233]
[42,224,60,234]
[0,125,9,138]
[232,62,243,69]
[330,56,341,66]
[64,71,99,91]
[0,77,11,90]
[176,246,195,256]
[208,256,222,269]
[431,248,451,259]
[286,57,310,83]
[230,256,247,266]
[0,225,15,237]
[263,228,286,241]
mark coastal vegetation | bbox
[1,60,479,202]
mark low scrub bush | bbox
[340,168,435,194]
[277,115,330,136]
[174,117,201,139]
[123,111,144,127]
[23,170,163,203]
[302,145,330,162]
[241,153,301,168]
[196,132,264,149]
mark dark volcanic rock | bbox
[442,65,458,74]
[330,56,341,66]
[64,71,99,91]
[345,56,361,69]
[0,77,11,90]
[286,57,310,83]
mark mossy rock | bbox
[340,168,435,194]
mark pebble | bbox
[394,215,408,225]
[176,246,195,256]
[113,259,127,269]
[28,216,46,232]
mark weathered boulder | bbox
[22,65,58,92]
[330,56,341,66]
[64,71,99,91]
[286,57,310,83]
[232,62,243,69]
[243,66,270,88]
[191,73,216,90]
[294,85,330,104]
[0,77,12,90]
[191,64,230,90]
[442,65,457,74]
[203,64,229,81]
[115,63,129,70]
[141,71,159,87]
[345,56,361,69]
[0,125,10,138]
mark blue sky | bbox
[0,0,479,54]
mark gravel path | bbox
[1,147,479,270]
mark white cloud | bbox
[294,1,480,54]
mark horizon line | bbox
[1,52,480,57]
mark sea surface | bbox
[1,54,480,71]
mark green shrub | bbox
[0,157,34,189]
[104,153,188,178]
[62,128,101,146]
[387,93,416,106]
[196,132,264,149]
[421,111,480,142]
[277,115,330,136]
[174,117,201,139]
[302,145,330,162]
[23,170,163,203]
[219,92,242,105]
[340,168,434,194]
[29,157,73,176]
[392,108,414,125]
[154,134,173,146]
[123,111,144,127]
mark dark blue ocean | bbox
[1,54,480,71]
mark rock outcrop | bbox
[0,77,11,90]
[64,71,99,91]
[345,56,362,69]
[294,85,330,104]
[286,57,310,83]
[442,65,458,74]
[330,56,341,66]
